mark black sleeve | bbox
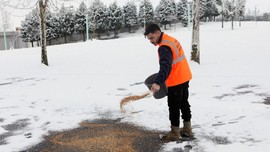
[154,46,173,85]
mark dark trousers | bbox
[167,81,191,127]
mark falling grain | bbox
[120,91,152,109]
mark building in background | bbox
[0,27,29,50]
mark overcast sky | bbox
[1,0,270,31]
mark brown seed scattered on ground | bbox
[22,119,163,152]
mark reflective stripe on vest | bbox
[161,40,180,57]
[173,54,186,65]
[160,39,186,65]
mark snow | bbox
[1,21,270,152]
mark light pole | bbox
[1,8,7,50]
[0,1,6,50]
[86,14,89,41]
[3,23,7,50]
[221,0,225,28]
[255,6,257,23]
[84,0,89,41]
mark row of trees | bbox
[19,0,246,65]
[21,0,246,46]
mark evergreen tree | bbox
[202,0,220,21]
[138,0,154,29]
[215,0,223,11]
[46,11,59,44]
[200,0,208,19]
[171,0,177,16]
[58,5,75,43]
[123,2,138,33]
[168,0,177,22]
[176,0,190,27]
[21,9,40,47]
[156,0,175,29]
[212,0,222,20]
[74,1,87,41]
[176,0,184,20]
[108,1,123,38]
[89,0,108,39]
[236,0,246,26]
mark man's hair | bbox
[144,23,161,36]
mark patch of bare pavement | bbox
[21,119,163,152]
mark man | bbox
[144,23,193,141]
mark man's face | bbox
[146,31,161,46]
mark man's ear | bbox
[156,30,161,37]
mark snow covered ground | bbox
[0,21,270,152]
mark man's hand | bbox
[151,83,160,93]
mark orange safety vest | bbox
[158,33,192,87]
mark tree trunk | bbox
[39,0,49,66]
[82,32,85,42]
[191,0,200,64]
[114,30,117,38]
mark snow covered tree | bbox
[223,0,246,30]
[156,0,175,29]
[21,9,40,47]
[176,0,191,27]
[108,1,123,38]
[74,1,87,41]
[171,0,177,15]
[123,2,138,33]
[46,13,60,44]
[58,5,75,43]
[215,0,223,12]
[213,0,222,20]
[201,0,220,21]
[89,0,108,39]
[46,11,54,42]
[138,0,154,29]
[200,0,210,20]
[213,0,227,27]
[176,0,184,21]
[235,0,246,26]
[170,0,177,22]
